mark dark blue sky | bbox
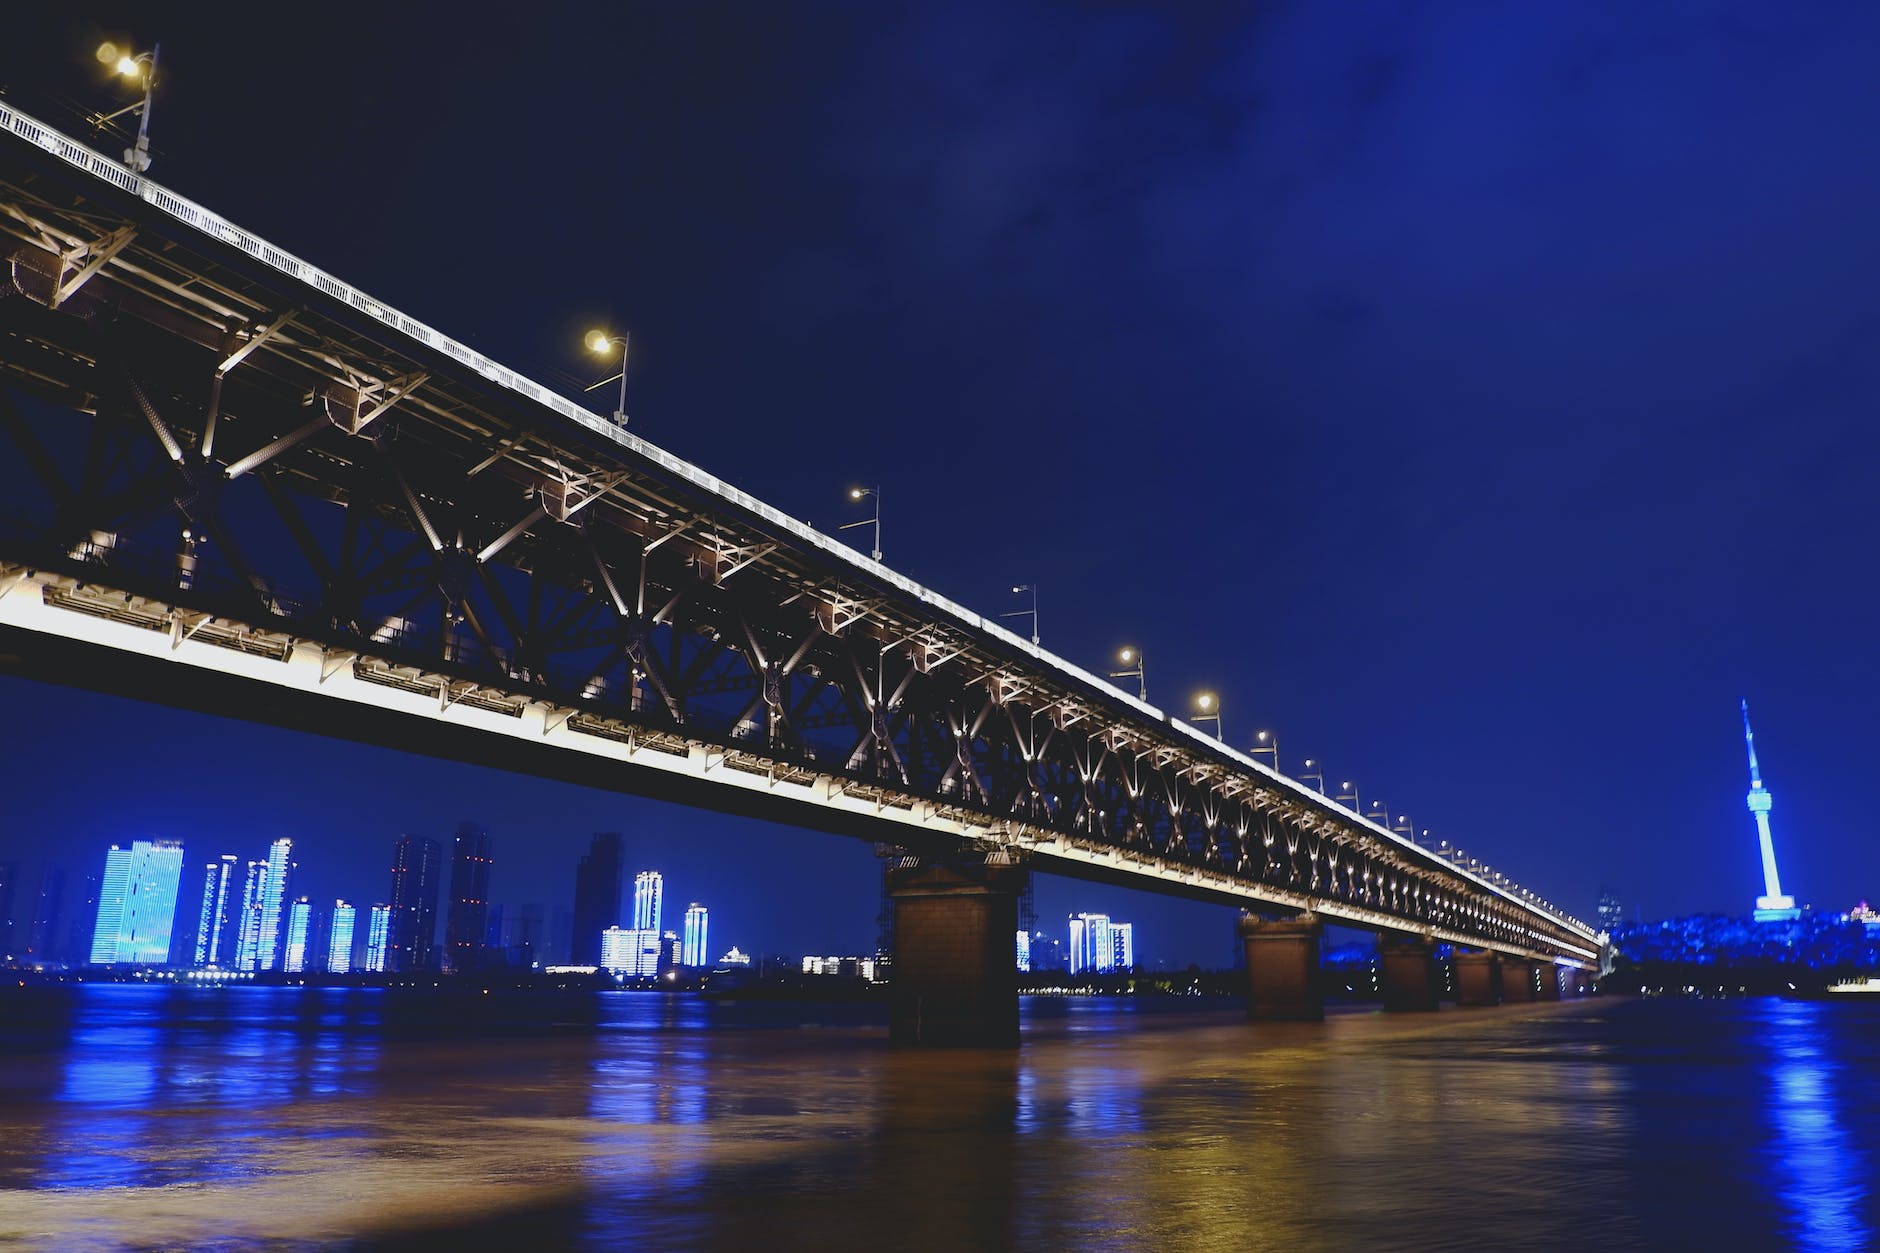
[4,4,1877,963]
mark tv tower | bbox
[1742,700,1799,921]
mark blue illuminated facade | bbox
[328,901,355,973]
[89,839,185,965]
[681,903,708,968]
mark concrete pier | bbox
[1454,949,1501,1007]
[1239,915,1325,1021]
[887,859,1026,1046]
[1500,956,1538,1002]
[1379,937,1442,1012]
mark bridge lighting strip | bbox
[0,101,1596,947]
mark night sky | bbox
[3,5,1877,965]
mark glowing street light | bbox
[1300,758,1326,794]
[1336,780,1360,813]
[1250,729,1278,772]
[96,41,159,173]
[1002,584,1039,645]
[1110,647,1146,700]
[841,485,881,561]
[1391,814,1416,844]
[583,329,630,424]
[1192,691,1222,739]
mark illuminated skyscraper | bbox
[192,855,238,967]
[89,840,185,965]
[283,898,312,973]
[681,903,709,967]
[234,860,267,970]
[1015,929,1031,972]
[445,823,493,973]
[387,835,443,971]
[572,833,624,965]
[632,870,663,932]
[1111,922,1134,971]
[26,862,64,961]
[364,903,392,973]
[1069,913,1115,974]
[1742,700,1800,921]
[328,901,356,974]
[256,838,295,971]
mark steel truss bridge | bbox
[0,103,1599,969]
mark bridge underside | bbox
[0,105,1599,972]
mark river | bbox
[0,988,1875,1250]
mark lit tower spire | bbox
[1743,700,1798,921]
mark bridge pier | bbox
[1537,963,1564,1001]
[886,858,1026,1046]
[1454,950,1501,1006]
[1239,914,1324,1021]
[1500,956,1538,1002]
[1379,937,1442,1012]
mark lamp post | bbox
[1001,584,1039,645]
[97,42,159,173]
[583,330,630,424]
[1336,780,1360,813]
[1391,814,1416,845]
[1365,802,1389,829]
[1192,691,1222,740]
[1250,729,1278,772]
[1300,758,1326,794]
[1110,647,1146,701]
[841,486,881,561]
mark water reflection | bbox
[2,991,1878,1249]
[1762,1000,1871,1251]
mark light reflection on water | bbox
[0,991,1876,1250]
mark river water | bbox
[0,988,1875,1251]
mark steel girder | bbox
[0,111,1599,964]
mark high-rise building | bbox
[255,838,295,971]
[1068,913,1115,974]
[512,902,546,967]
[66,870,101,965]
[1111,922,1134,971]
[445,823,494,974]
[682,903,709,968]
[572,833,625,965]
[192,855,239,968]
[26,862,64,961]
[283,898,312,973]
[234,859,268,970]
[1742,701,1800,922]
[1015,929,1031,972]
[0,860,15,957]
[89,840,185,965]
[387,835,443,971]
[364,903,392,973]
[599,926,662,977]
[328,901,356,974]
[1596,890,1624,933]
[632,870,663,932]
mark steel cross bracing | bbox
[0,105,1600,966]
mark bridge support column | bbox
[887,858,1025,1047]
[1379,937,1442,1012]
[1239,914,1323,1021]
[1538,963,1563,1000]
[1454,950,1501,1006]
[1500,956,1538,1002]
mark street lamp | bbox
[1365,802,1389,828]
[1336,780,1360,813]
[1002,584,1039,645]
[1250,729,1278,772]
[1391,814,1416,844]
[583,329,630,424]
[1300,758,1326,794]
[841,485,881,561]
[97,41,159,173]
[1110,647,1146,701]
[1191,691,1222,739]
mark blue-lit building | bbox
[1111,922,1134,970]
[1016,929,1031,972]
[601,925,661,976]
[192,854,238,968]
[633,870,663,932]
[1069,913,1113,974]
[1742,701,1801,922]
[328,900,356,973]
[283,898,312,973]
[89,839,185,965]
[255,838,295,970]
[681,903,708,967]
[234,859,267,970]
[364,903,392,973]
[387,835,442,971]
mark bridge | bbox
[0,103,1603,1042]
